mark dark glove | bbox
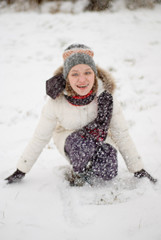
[5,169,25,184]
[134,169,157,183]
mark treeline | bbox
[1,0,161,11]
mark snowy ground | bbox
[0,2,161,240]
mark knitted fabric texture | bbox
[64,91,118,180]
[63,44,97,79]
[64,90,96,106]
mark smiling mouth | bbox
[77,85,89,88]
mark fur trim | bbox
[96,66,116,94]
[54,65,116,94]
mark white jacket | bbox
[17,67,143,173]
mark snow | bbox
[0,2,161,240]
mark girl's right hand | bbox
[5,169,25,184]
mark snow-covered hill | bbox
[0,3,161,240]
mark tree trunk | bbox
[85,0,111,11]
[125,0,155,9]
[7,0,14,4]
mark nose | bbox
[78,74,86,83]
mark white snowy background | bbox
[0,1,161,240]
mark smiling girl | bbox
[5,44,157,185]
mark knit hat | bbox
[63,44,97,79]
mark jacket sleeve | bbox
[109,96,144,173]
[17,97,57,173]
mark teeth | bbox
[77,85,88,88]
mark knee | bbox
[64,131,80,155]
[64,134,74,155]
[109,163,118,179]
[102,160,118,181]
[64,130,96,156]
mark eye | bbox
[85,71,92,75]
[71,73,79,77]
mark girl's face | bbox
[68,64,95,96]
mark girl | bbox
[5,44,157,186]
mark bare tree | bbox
[125,0,155,9]
[6,0,14,4]
[3,0,43,4]
[85,0,112,11]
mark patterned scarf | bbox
[64,90,96,106]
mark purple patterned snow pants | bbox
[64,130,118,181]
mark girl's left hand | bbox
[134,169,157,183]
